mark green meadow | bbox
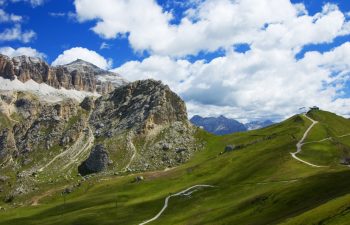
[1,110,350,225]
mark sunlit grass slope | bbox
[1,111,350,225]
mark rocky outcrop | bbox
[89,79,201,171]
[0,128,16,161]
[80,96,95,111]
[91,79,188,136]
[0,55,127,94]
[78,144,109,175]
[0,79,203,200]
[0,91,88,166]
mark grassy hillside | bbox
[1,110,350,224]
[298,110,350,167]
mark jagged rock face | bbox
[13,99,83,154]
[91,79,188,136]
[0,92,87,166]
[0,129,16,161]
[78,144,109,175]
[80,96,95,111]
[0,54,127,94]
[89,79,201,172]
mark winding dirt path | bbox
[290,114,327,168]
[31,186,66,206]
[139,185,214,225]
[302,134,350,146]
[38,114,94,172]
[123,132,136,171]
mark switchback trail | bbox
[139,185,214,225]
[290,114,327,168]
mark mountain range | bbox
[0,54,127,95]
[0,55,350,225]
[190,115,273,135]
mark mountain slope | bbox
[1,109,350,224]
[0,79,199,205]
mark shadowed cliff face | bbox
[0,54,127,94]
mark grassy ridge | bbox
[1,111,350,224]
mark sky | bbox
[1,0,350,122]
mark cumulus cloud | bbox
[0,46,45,58]
[0,24,36,43]
[114,42,350,121]
[0,7,36,44]
[74,0,350,57]
[0,9,22,23]
[78,0,350,120]
[52,47,112,69]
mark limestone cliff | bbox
[0,54,127,94]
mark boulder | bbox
[78,144,109,176]
[62,187,73,194]
[175,147,187,153]
[162,143,171,151]
[135,176,144,182]
[224,145,235,152]
[340,157,350,165]
[4,194,14,203]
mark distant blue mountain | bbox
[190,115,247,135]
[190,115,274,135]
[245,120,274,130]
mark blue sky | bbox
[4,0,348,66]
[1,0,350,121]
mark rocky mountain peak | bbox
[0,54,128,95]
[64,58,104,73]
[91,79,188,136]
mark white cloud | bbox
[48,11,77,21]
[74,0,350,57]
[0,24,36,43]
[48,12,66,17]
[28,0,44,7]
[10,0,45,7]
[76,0,350,120]
[0,9,22,23]
[100,42,111,50]
[0,46,45,58]
[52,47,112,69]
[0,7,37,44]
[114,42,350,121]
